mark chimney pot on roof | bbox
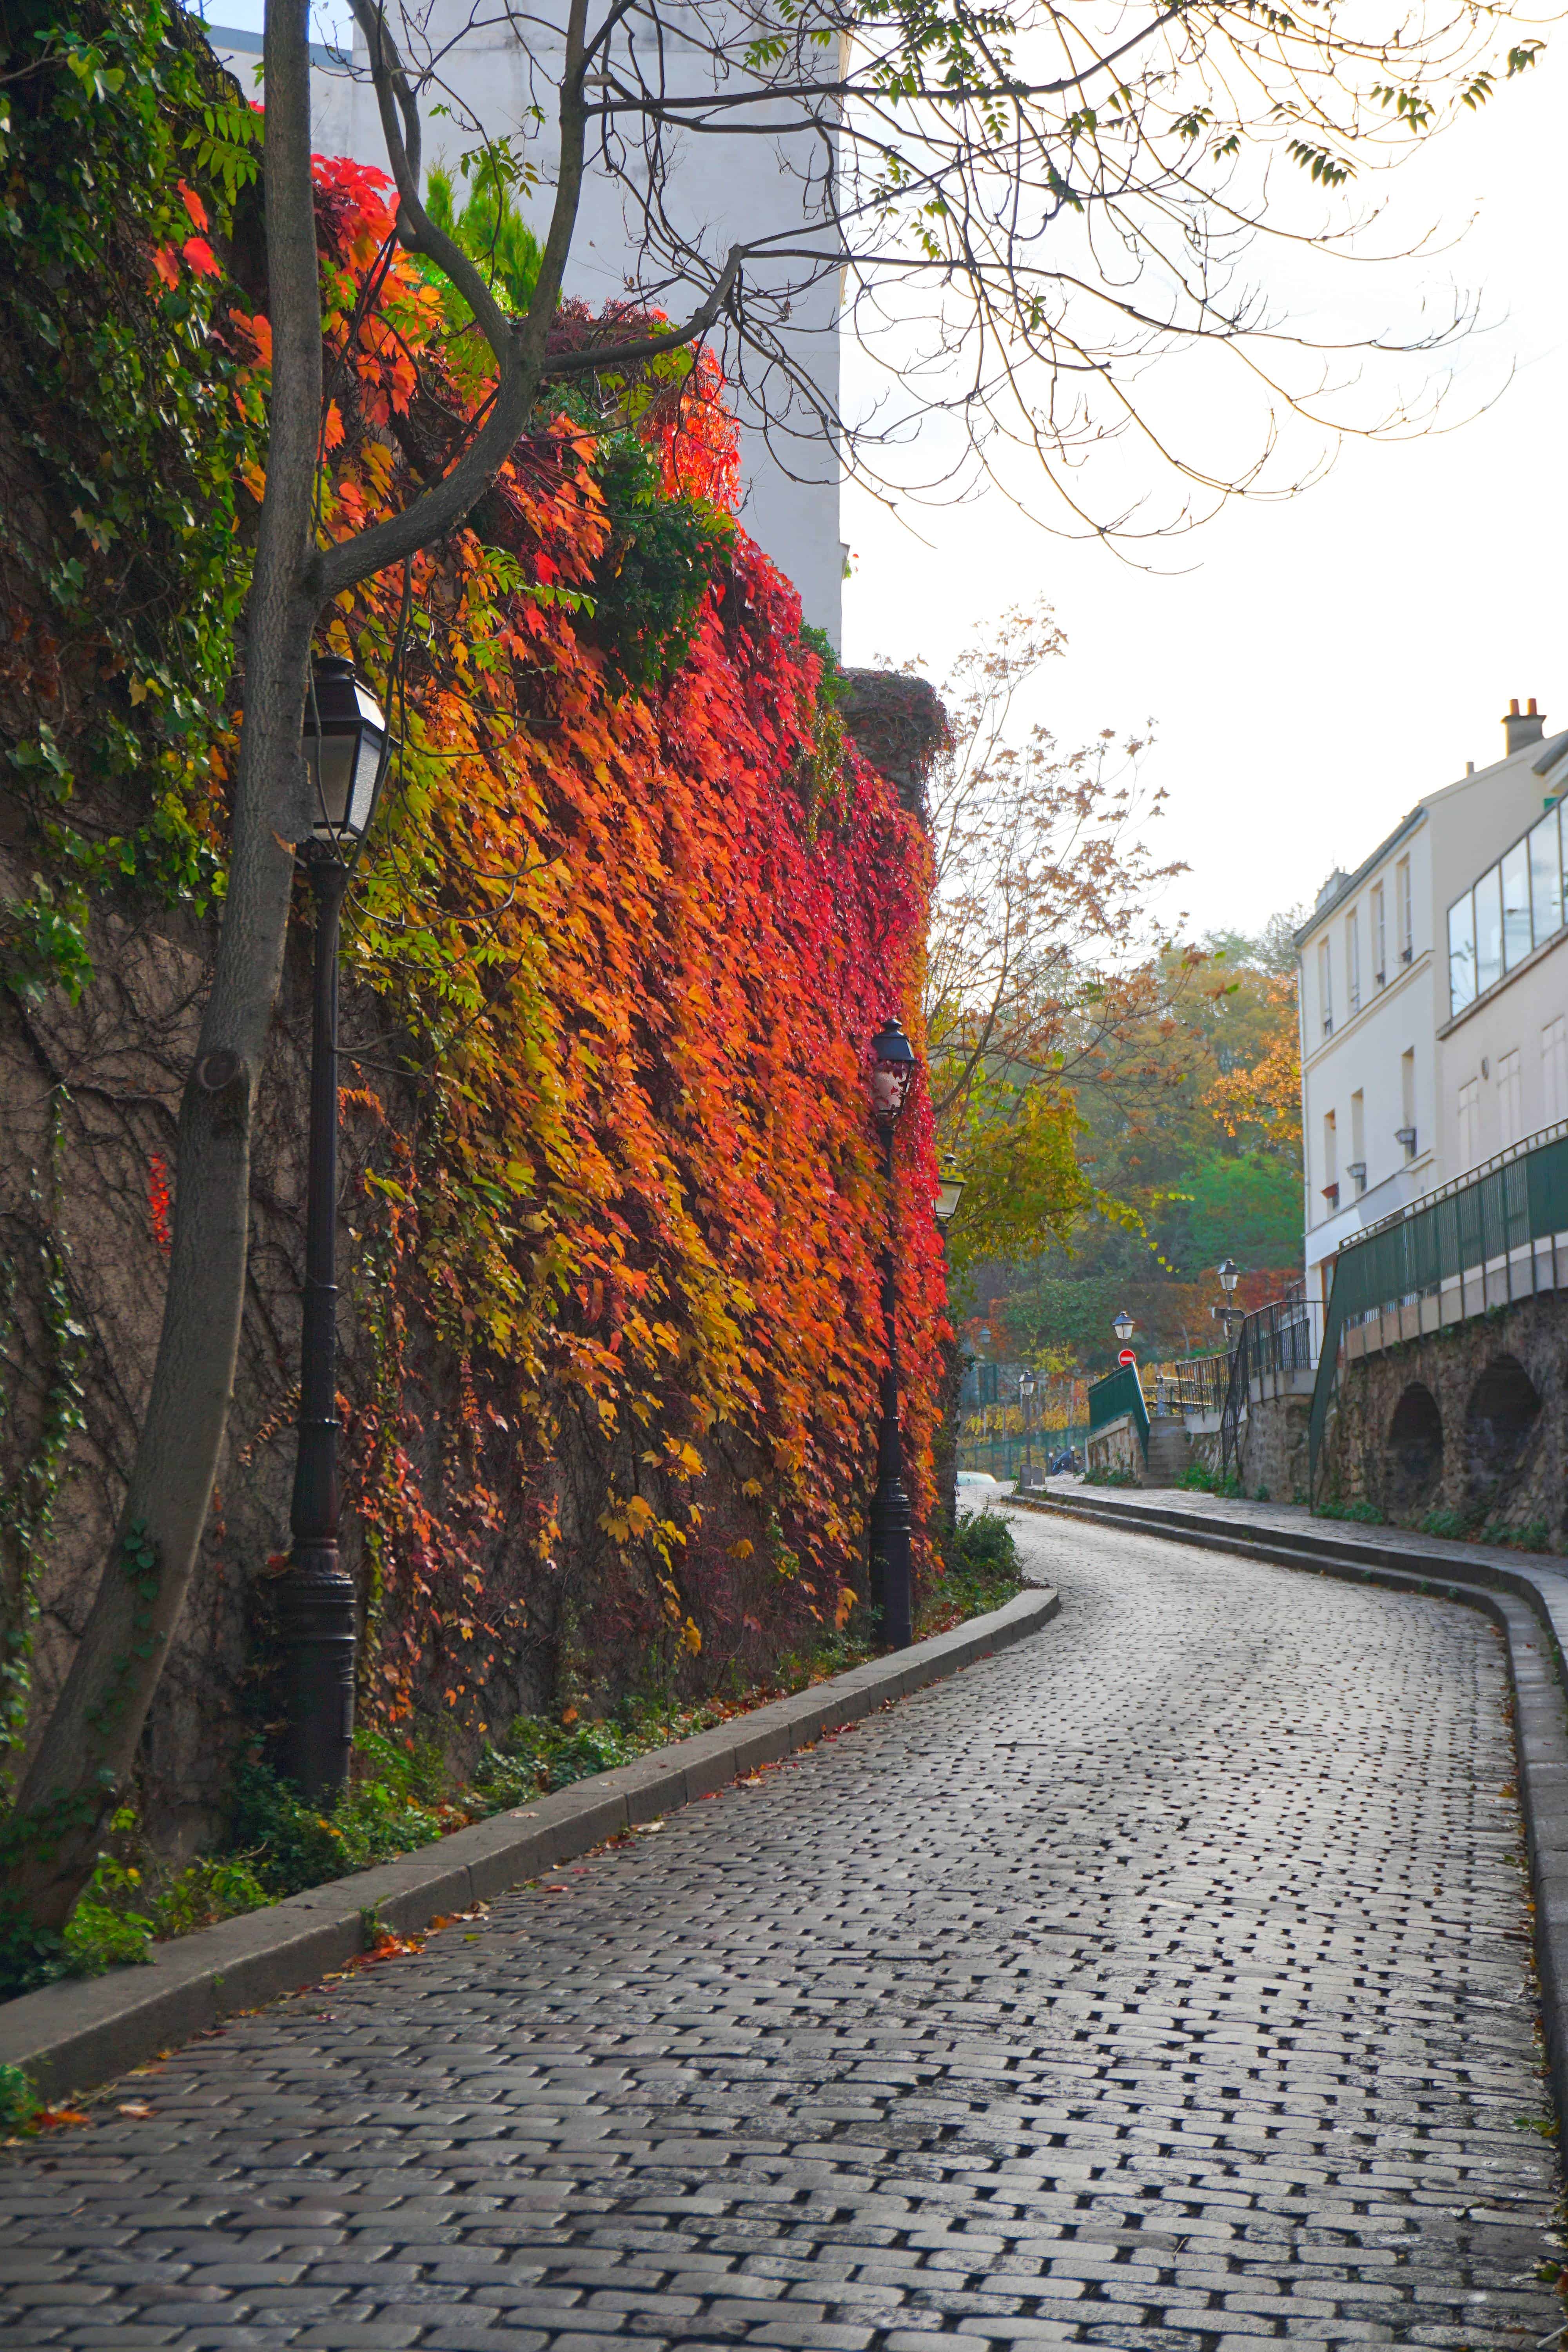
[1503,697,1546,755]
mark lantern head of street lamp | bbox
[869,1014,918,1123]
[1217,1256,1240,1297]
[1111,1307,1135,1345]
[302,655,390,853]
[933,1154,966,1224]
[1020,1375,1036,1397]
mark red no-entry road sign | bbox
[1118,1348,1136,1367]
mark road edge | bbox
[1019,1487,1568,2140]
[0,1583,1060,2105]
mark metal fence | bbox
[1220,1287,1321,1481]
[957,1425,1088,1482]
[1162,1352,1229,1419]
[1307,1119,1568,1496]
[1086,1363,1150,1462]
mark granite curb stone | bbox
[1020,1483,1568,2132]
[0,1583,1059,2103]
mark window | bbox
[1321,1107,1338,1209]
[1502,840,1532,971]
[1372,884,1387,985]
[1475,862,1504,994]
[1545,1016,1568,1126]
[1498,1047,1523,1147]
[1349,1090,1366,1193]
[1346,909,1361,1013]
[1400,858,1413,957]
[1448,892,1476,1014]
[1399,1048,1417,1156]
[1531,808,1564,946]
[1457,1077,1480,1171]
[1318,937,1333,1037]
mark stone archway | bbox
[1387,1383,1443,1514]
[1463,1355,1542,1518]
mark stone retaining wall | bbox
[1321,1290,1566,1543]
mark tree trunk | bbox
[2,0,323,1926]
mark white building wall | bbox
[208,15,844,646]
[1434,740,1568,1169]
[1298,813,1437,1314]
[1296,708,1568,1316]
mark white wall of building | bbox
[1296,706,1568,1312]
[1298,811,1437,1311]
[1435,742,1568,1166]
[207,14,845,645]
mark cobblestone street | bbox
[2,1514,1561,2352]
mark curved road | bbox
[1,1510,1561,2350]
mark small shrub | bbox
[1477,1518,1553,1555]
[486,1712,641,1797]
[230,1741,461,1900]
[1419,1506,1469,1541]
[1176,1463,1242,1499]
[0,2062,39,2133]
[1318,1498,1385,1525]
[921,1508,1022,1634]
[1084,1465,1140,1488]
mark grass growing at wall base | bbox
[0,1540,1023,2001]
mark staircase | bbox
[1141,1413,1191,1488]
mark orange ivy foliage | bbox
[227,156,945,1723]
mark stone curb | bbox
[0,1584,1060,2104]
[1020,1487,1568,2132]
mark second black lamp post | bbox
[868,1014,918,1649]
[277,655,389,1806]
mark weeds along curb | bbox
[0,1584,1060,2105]
[1020,1488,1568,2139]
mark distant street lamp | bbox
[869,1014,918,1650]
[933,1156,966,1226]
[277,656,390,1805]
[1020,1373,1037,1488]
[1112,1307,1135,1347]
[1213,1256,1243,1339]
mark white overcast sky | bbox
[205,3,1568,941]
[837,44,1568,943]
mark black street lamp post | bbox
[931,1155,966,1537]
[276,657,389,1806]
[1020,1374,1036,1488]
[1212,1256,1242,1339]
[869,1014,917,1650]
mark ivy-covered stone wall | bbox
[0,4,946,1854]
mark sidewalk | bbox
[1017,1472,1568,1610]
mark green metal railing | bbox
[1087,1363,1149,1461]
[958,1425,1088,1481]
[1308,1119,1568,1497]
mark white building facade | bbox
[1297,701,1568,1315]
[205,13,846,646]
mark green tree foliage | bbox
[590,434,735,693]
[423,157,542,323]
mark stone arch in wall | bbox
[1463,1355,1542,1519]
[1387,1383,1443,1514]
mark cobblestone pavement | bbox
[2,1513,1561,2352]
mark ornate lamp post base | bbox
[275,1542,358,1806]
[869,1469,914,1650]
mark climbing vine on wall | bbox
[0,4,945,1762]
